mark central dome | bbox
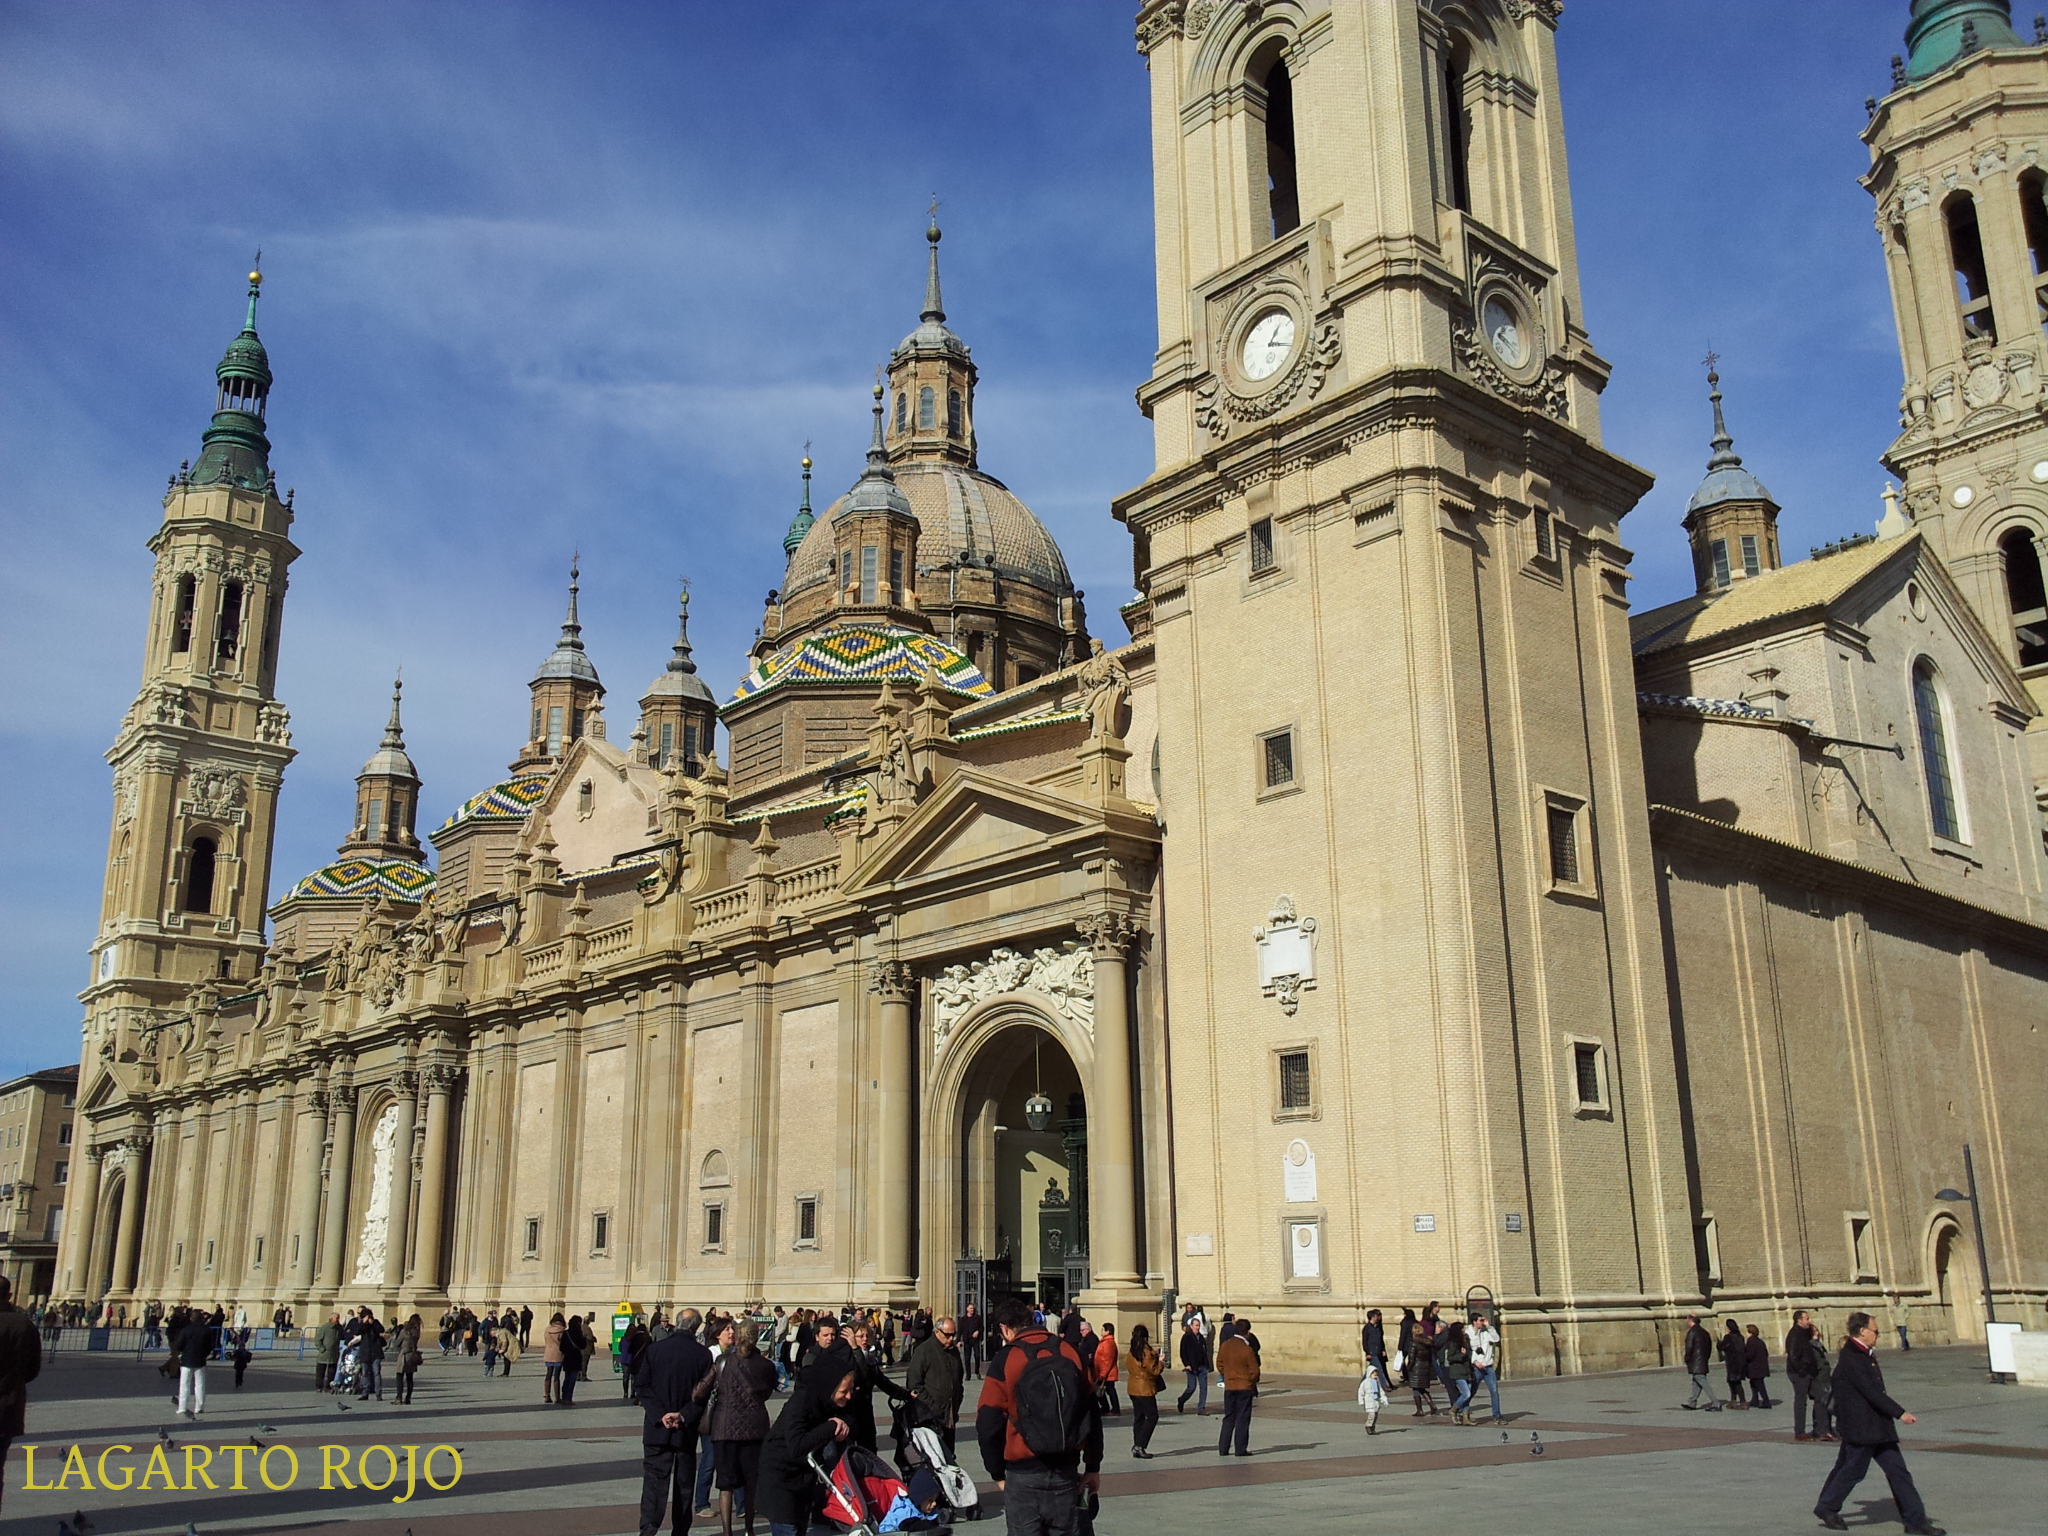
[783,461,1073,601]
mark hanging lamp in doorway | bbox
[1024,1038,1054,1132]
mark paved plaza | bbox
[3,1344,2042,1535]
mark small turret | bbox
[339,675,424,861]
[1683,357,1781,594]
[638,584,718,774]
[513,561,607,770]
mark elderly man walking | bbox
[905,1315,967,1460]
[1680,1314,1714,1410]
[1812,1311,1943,1536]
[1216,1322,1259,1456]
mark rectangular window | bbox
[1547,802,1580,886]
[1849,1214,1877,1281]
[593,1212,610,1253]
[546,706,564,757]
[215,579,244,665]
[1574,1043,1601,1105]
[947,388,963,438]
[366,798,384,840]
[44,1206,62,1242]
[861,545,879,605]
[1278,1050,1312,1112]
[796,1196,819,1247]
[1695,1214,1723,1285]
[532,706,543,743]
[1249,517,1277,575]
[1740,534,1761,578]
[523,1216,541,1258]
[175,1240,184,1267]
[253,1235,264,1267]
[172,574,196,654]
[1533,509,1554,560]
[683,722,699,772]
[1570,1038,1611,1117]
[53,1160,67,1185]
[1262,729,1295,791]
[204,1238,215,1268]
[704,1202,725,1251]
[571,706,585,742]
[291,1233,300,1265]
[58,1123,71,1145]
[889,548,904,601]
[1710,539,1731,588]
[658,721,674,769]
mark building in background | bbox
[0,1065,80,1302]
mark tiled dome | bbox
[731,624,992,701]
[286,857,435,903]
[783,462,1073,601]
[438,772,551,831]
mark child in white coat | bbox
[1357,1359,1395,1434]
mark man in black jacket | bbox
[1786,1310,1833,1441]
[1813,1311,1942,1535]
[634,1309,714,1536]
[1680,1315,1714,1409]
[1362,1309,1390,1394]
[172,1308,215,1419]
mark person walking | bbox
[1888,1295,1911,1352]
[905,1315,967,1462]
[757,1359,858,1536]
[1125,1324,1164,1458]
[621,1318,652,1404]
[1809,1329,1838,1443]
[1093,1324,1121,1417]
[496,1313,523,1378]
[1788,1310,1828,1441]
[0,1275,43,1508]
[173,1306,212,1420]
[974,1295,1102,1536]
[356,1308,387,1400]
[393,1314,423,1405]
[1469,1311,1503,1424]
[559,1313,587,1406]
[1743,1324,1774,1410]
[1362,1308,1389,1388]
[693,1314,734,1520]
[1437,1322,1476,1425]
[1680,1314,1714,1409]
[1356,1357,1394,1435]
[1407,1318,1440,1418]
[1174,1306,1211,1416]
[960,1301,984,1379]
[543,1311,567,1403]
[483,1309,502,1377]
[230,1328,253,1387]
[1719,1319,1748,1408]
[1396,1306,1419,1386]
[314,1311,342,1393]
[1813,1311,1943,1535]
[698,1320,777,1536]
[1216,1320,1260,1456]
[520,1304,534,1351]
[843,1319,912,1454]
[636,1307,716,1536]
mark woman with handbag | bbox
[393,1314,424,1405]
[558,1314,586,1406]
[1126,1324,1165,1457]
[697,1320,778,1536]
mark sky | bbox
[0,0,1920,1079]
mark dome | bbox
[784,461,1073,600]
[359,741,419,779]
[732,624,993,701]
[286,856,435,903]
[1687,464,1775,515]
[643,665,715,706]
[219,329,271,383]
[439,772,551,831]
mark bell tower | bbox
[83,267,300,1072]
[1864,0,2048,774]
[1115,0,1692,1367]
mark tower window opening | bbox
[260,597,280,681]
[657,721,674,769]
[1946,195,1998,342]
[1534,509,1554,560]
[1264,57,1300,239]
[889,548,904,601]
[2000,527,2048,667]
[172,574,197,655]
[215,579,244,665]
[547,704,564,757]
[1443,42,1472,214]
[1249,516,1277,574]
[861,545,879,605]
[1710,539,1731,589]
[366,798,384,840]
[532,705,543,743]
[895,391,908,434]
[947,388,963,438]
[1261,728,1295,791]
[183,836,217,914]
[918,386,936,429]
[570,706,585,742]
[2022,171,2048,336]
[1740,534,1761,579]
[684,721,700,773]
[1912,659,1963,841]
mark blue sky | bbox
[0,1,1918,1077]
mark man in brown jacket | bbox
[1216,1321,1259,1456]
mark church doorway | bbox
[1933,1219,1982,1342]
[942,1015,1088,1315]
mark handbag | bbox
[1391,1349,1405,1377]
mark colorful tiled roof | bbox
[286,857,436,903]
[439,772,551,831]
[731,625,992,701]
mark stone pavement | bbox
[3,1344,2042,1535]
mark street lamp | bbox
[1024,1039,1053,1132]
[1935,1142,2000,1377]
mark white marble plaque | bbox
[1282,1138,1317,1203]
[1289,1220,1322,1279]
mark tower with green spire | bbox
[189,268,277,492]
[1901,0,2025,81]
[783,452,816,559]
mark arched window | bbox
[1442,38,1472,213]
[1946,195,1997,342]
[2021,170,2048,338]
[895,390,908,434]
[1264,56,1300,239]
[2000,526,2048,667]
[183,836,217,914]
[918,386,936,429]
[1911,659,1963,842]
[947,388,963,438]
[172,574,196,655]
[215,579,243,665]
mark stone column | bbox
[411,1065,457,1293]
[64,1144,105,1298]
[1079,912,1141,1289]
[287,1087,327,1291]
[110,1135,150,1294]
[318,1079,357,1289]
[872,960,917,1293]
[382,1072,418,1291]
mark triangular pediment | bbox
[840,770,1105,895]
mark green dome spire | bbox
[782,449,816,559]
[189,263,275,493]
[1903,0,2024,82]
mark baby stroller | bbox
[809,1442,947,1536]
[892,1399,980,1521]
[331,1339,365,1397]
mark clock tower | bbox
[1116,0,1694,1367]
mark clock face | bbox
[1482,295,1526,368]
[1239,309,1297,381]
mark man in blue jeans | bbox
[1813,1311,1943,1536]
[1174,1307,1211,1415]
[1468,1312,1503,1424]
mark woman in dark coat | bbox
[1719,1319,1748,1408]
[1436,1322,1476,1424]
[843,1321,912,1452]
[1408,1320,1439,1417]
[756,1361,857,1536]
[1396,1307,1419,1386]
[1742,1324,1774,1409]
[698,1321,780,1536]
[558,1314,586,1406]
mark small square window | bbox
[592,1211,610,1253]
[1740,533,1761,578]
[1249,517,1277,575]
[522,1216,541,1258]
[53,1160,68,1185]
[1548,803,1580,885]
[704,1201,726,1252]
[1279,1051,1312,1111]
[1533,509,1554,560]
[1261,730,1296,792]
[795,1195,819,1248]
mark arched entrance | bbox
[924,998,1094,1316]
[1932,1218,1982,1342]
[93,1176,125,1302]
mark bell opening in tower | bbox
[183,836,216,914]
[1945,193,1997,342]
[1444,39,1473,214]
[1265,57,1300,240]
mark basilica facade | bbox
[54,0,2048,1374]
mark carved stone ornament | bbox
[1503,0,1563,21]
[869,959,916,1001]
[349,1101,401,1284]
[1453,315,1568,419]
[257,702,293,747]
[186,764,248,819]
[422,1063,462,1095]
[1197,321,1343,440]
[142,683,190,729]
[1254,894,1317,1015]
[930,942,1095,1055]
[1077,642,1132,741]
[1136,0,1186,52]
[1185,0,1216,37]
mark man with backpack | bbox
[975,1296,1103,1536]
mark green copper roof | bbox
[189,271,275,492]
[1904,0,2024,81]
[783,455,816,559]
